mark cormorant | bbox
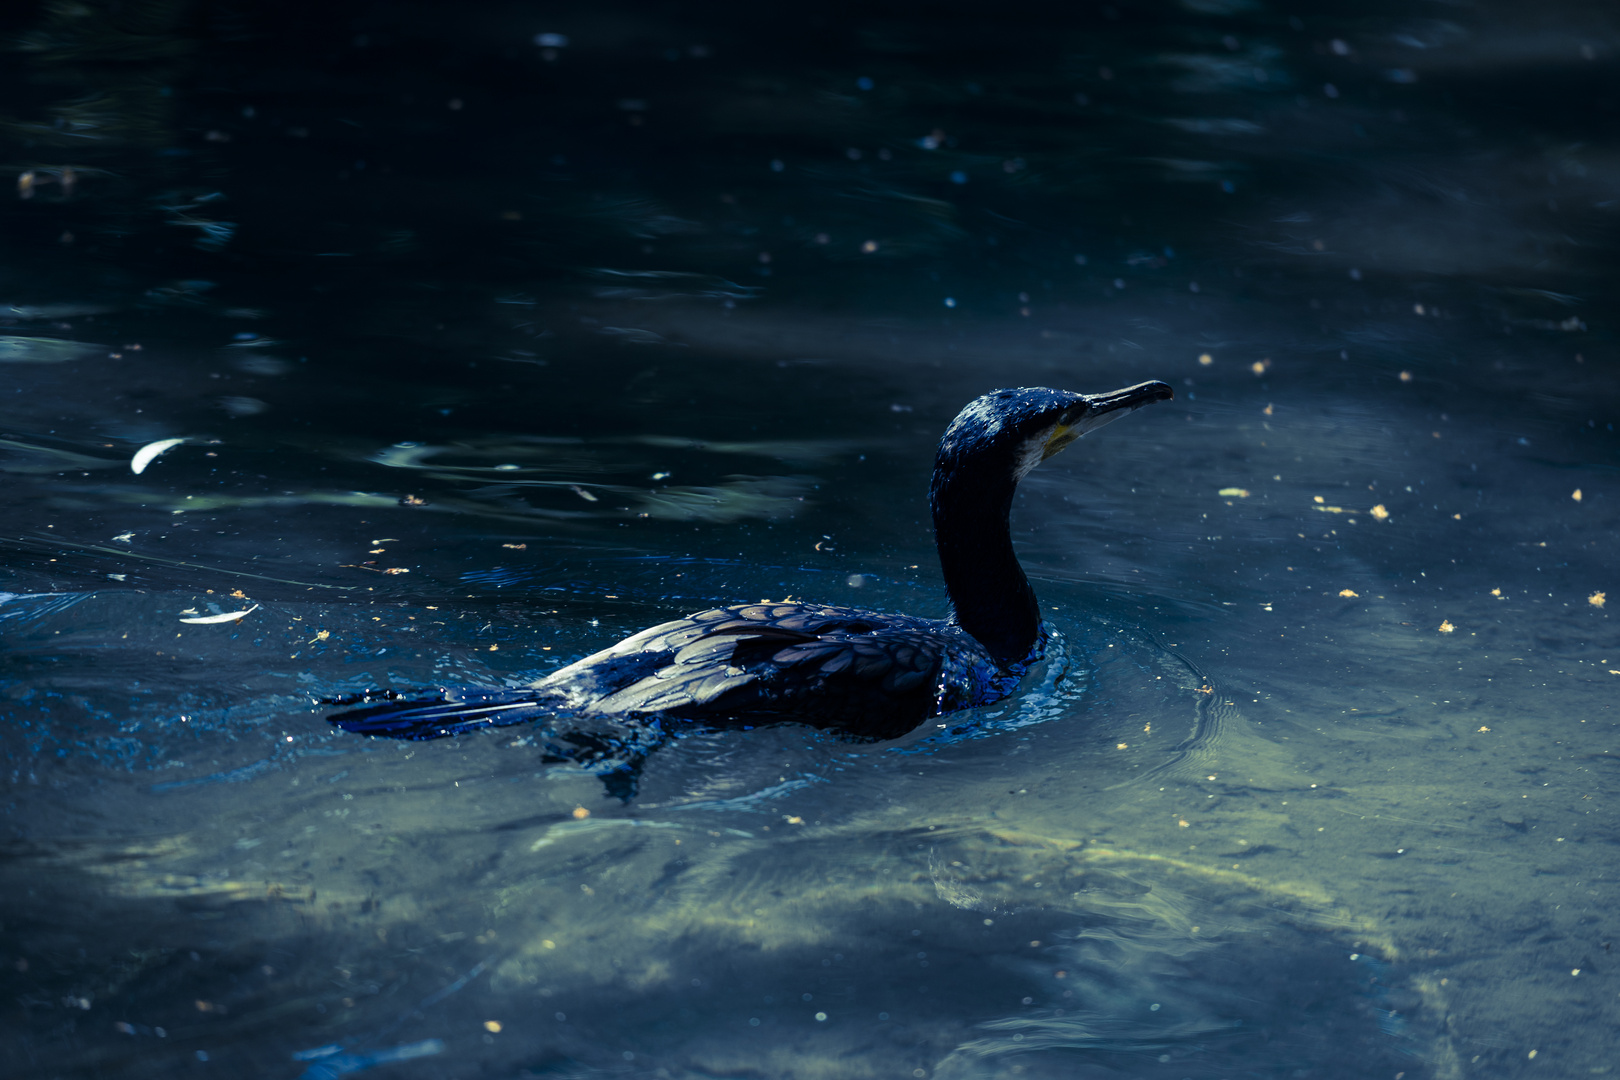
[328,381,1172,750]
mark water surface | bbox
[1,2,1617,1077]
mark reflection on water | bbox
[2,0,1617,1076]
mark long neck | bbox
[930,460,1042,665]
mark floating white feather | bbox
[179,604,259,625]
[131,437,186,475]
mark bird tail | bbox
[324,687,551,741]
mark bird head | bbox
[936,381,1174,484]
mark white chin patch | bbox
[1012,425,1054,483]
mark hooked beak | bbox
[1042,380,1174,459]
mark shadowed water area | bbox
[1,1,1617,1077]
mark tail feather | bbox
[325,687,549,740]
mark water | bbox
[1,1,1616,1076]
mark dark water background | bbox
[1,1,1617,1077]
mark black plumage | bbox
[328,381,1172,754]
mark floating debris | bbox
[131,438,186,475]
[1438,620,1455,634]
[1218,487,1249,498]
[1339,589,1359,598]
[179,604,259,625]
[1590,592,1606,608]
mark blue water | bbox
[2,1,1617,1077]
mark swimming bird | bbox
[327,382,1172,753]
